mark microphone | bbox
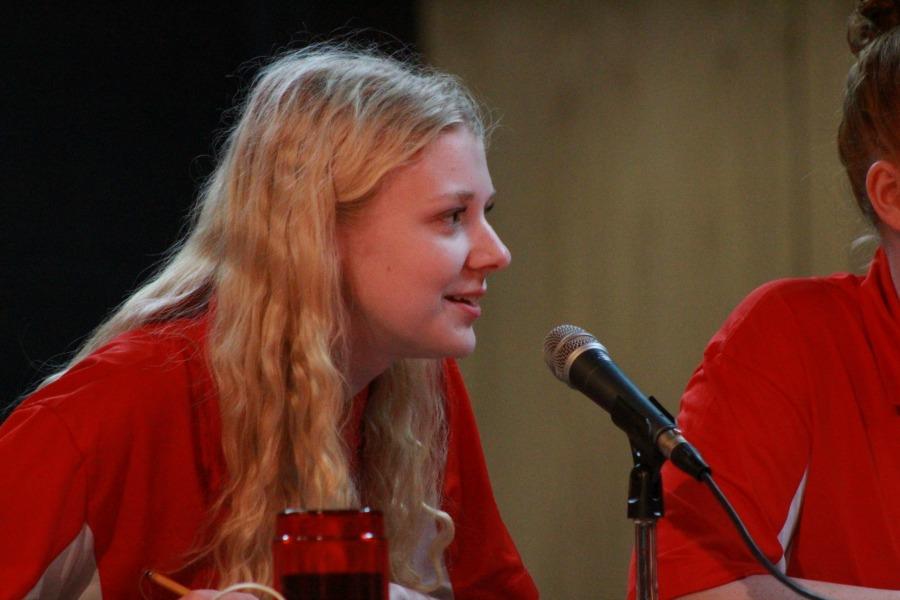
[543,324,710,480]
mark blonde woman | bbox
[0,46,538,599]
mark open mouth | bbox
[446,295,477,306]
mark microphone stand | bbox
[628,441,664,600]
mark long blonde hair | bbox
[50,45,486,590]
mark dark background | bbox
[2,3,418,412]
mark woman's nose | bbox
[468,222,512,273]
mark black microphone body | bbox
[545,325,710,480]
[568,346,673,459]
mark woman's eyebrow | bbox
[427,190,497,203]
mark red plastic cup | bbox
[273,508,389,600]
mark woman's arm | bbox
[679,575,900,599]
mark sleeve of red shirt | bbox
[627,281,814,599]
[0,402,90,597]
[440,359,539,599]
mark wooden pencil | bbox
[144,570,192,597]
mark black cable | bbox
[700,472,830,600]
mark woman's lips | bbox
[445,294,483,318]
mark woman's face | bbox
[338,126,511,372]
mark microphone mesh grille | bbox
[543,324,607,381]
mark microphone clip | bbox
[627,436,665,521]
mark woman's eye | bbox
[443,208,465,225]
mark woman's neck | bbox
[880,229,900,300]
[345,347,393,397]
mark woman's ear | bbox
[866,160,900,230]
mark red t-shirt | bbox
[630,248,900,598]
[1,315,538,599]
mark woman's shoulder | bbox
[19,315,213,432]
[740,270,858,313]
[704,271,863,364]
[723,271,861,332]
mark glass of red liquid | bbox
[273,508,389,600]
